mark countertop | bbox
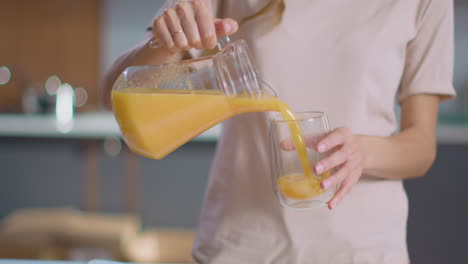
[0,112,220,142]
[0,112,467,144]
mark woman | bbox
[102,0,456,263]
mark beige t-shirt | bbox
[159,0,456,263]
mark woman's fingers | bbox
[177,2,203,49]
[279,138,296,151]
[193,0,217,49]
[154,16,175,50]
[321,162,349,190]
[315,140,358,174]
[164,7,189,50]
[317,127,352,153]
[320,151,361,189]
[152,0,239,51]
[327,169,361,210]
[214,18,239,36]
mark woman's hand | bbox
[280,127,364,210]
[314,127,363,210]
[153,0,239,52]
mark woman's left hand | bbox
[314,127,363,210]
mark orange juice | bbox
[113,88,283,159]
[112,87,326,199]
[277,172,330,200]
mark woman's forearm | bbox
[359,95,441,180]
[313,95,441,208]
[359,128,437,180]
[101,37,184,109]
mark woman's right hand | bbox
[153,0,239,52]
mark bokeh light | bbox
[0,66,11,85]
[74,87,88,107]
[45,75,62,95]
[56,83,74,133]
[104,137,122,156]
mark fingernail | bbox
[318,144,327,153]
[224,23,232,33]
[315,163,324,174]
[321,180,329,189]
[329,201,336,210]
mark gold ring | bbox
[172,30,184,36]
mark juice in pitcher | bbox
[112,88,280,159]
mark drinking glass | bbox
[269,111,337,209]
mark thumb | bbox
[214,18,239,36]
[280,138,296,151]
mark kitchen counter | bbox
[0,112,220,142]
[0,112,467,144]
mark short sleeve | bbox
[398,0,456,103]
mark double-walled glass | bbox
[269,112,336,209]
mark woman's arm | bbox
[359,94,440,179]
[317,0,454,209]
[100,38,183,109]
[314,94,441,209]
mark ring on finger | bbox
[171,29,184,37]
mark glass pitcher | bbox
[112,36,279,159]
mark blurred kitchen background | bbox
[0,0,467,263]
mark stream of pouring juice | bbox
[112,88,327,199]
